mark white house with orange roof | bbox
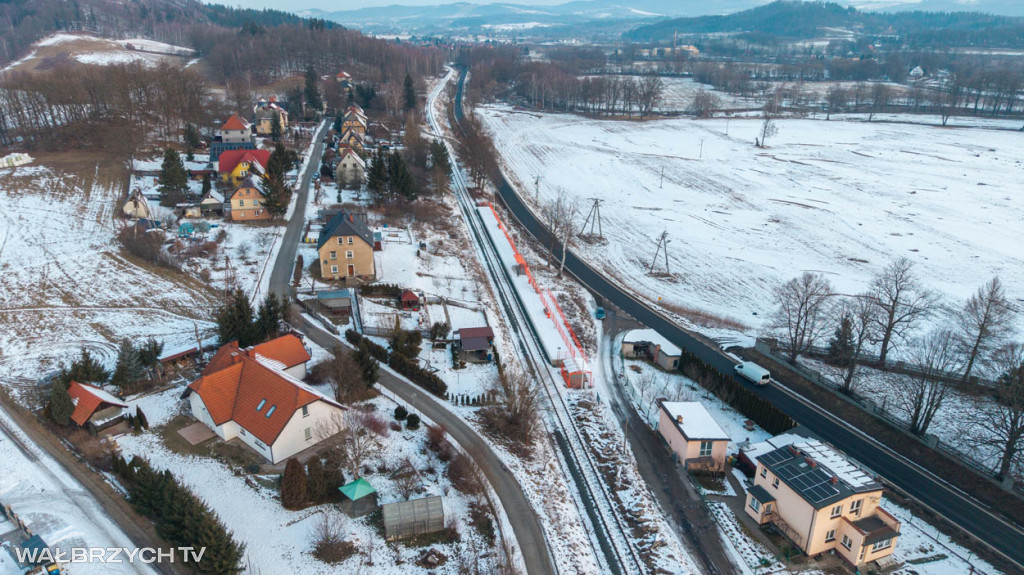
[185,335,343,463]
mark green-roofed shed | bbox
[338,478,378,517]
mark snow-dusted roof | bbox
[659,401,729,441]
[624,329,681,356]
[740,432,804,466]
[796,439,876,489]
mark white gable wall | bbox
[270,400,345,464]
[190,392,239,441]
[284,363,307,380]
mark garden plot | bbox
[706,501,786,574]
[480,106,1024,349]
[118,388,501,575]
[0,159,218,392]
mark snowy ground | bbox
[0,160,218,391]
[3,33,194,73]
[118,385,501,575]
[0,407,155,575]
[480,106,1024,351]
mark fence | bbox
[753,339,1023,498]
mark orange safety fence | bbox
[481,202,591,386]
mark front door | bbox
[347,264,355,277]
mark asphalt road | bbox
[458,70,1024,570]
[268,115,556,575]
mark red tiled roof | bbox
[251,334,311,369]
[218,149,270,175]
[401,290,419,302]
[221,113,250,131]
[68,381,127,426]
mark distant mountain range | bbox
[307,0,1024,34]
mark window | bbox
[329,251,337,259]
[256,399,266,411]
[253,199,260,206]
[347,236,354,244]
[238,199,245,207]
[831,504,843,518]
[841,534,853,550]
[872,538,892,551]
[825,529,836,543]
[304,428,312,441]
[266,405,276,418]
[749,497,760,512]
[760,467,768,478]
[331,265,339,274]
[850,499,862,516]
[302,406,309,418]
[337,237,343,244]
[699,441,713,457]
[772,477,780,489]
[239,429,248,437]
[346,250,354,259]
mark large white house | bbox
[186,336,343,464]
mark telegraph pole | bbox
[649,231,670,275]
[580,198,603,238]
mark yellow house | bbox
[218,149,270,187]
[342,108,367,136]
[253,98,289,136]
[744,439,900,568]
[657,400,729,473]
[227,178,270,222]
[338,128,365,153]
[317,212,376,283]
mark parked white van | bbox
[735,362,771,386]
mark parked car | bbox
[595,307,606,320]
[735,361,771,386]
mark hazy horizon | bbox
[205,0,568,10]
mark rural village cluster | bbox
[0,6,1023,575]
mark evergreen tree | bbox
[201,172,212,197]
[394,405,408,421]
[259,172,289,218]
[304,66,323,115]
[281,458,308,510]
[827,314,856,368]
[110,338,145,390]
[267,142,296,180]
[406,413,421,430]
[183,123,201,151]
[355,344,379,385]
[57,348,111,387]
[137,407,150,430]
[158,148,189,207]
[388,150,417,201]
[270,112,283,142]
[255,293,284,342]
[332,114,343,133]
[48,383,74,426]
[366,147,388,205]
[429,139,453,177]
[216,289,256,346]
[306,458,327,504]
[137,338,164,372]
[403,73,416,110]
[190,509,245,575]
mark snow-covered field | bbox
[480,106,1024,347]
[3,33,194,74]
[0,161,218,388]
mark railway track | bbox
[427,67,647,575]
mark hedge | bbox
[359,283,404,298]
[346,329,447,398]
[676,348,796,436]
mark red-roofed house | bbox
[218,149,271,187]
[187,337,342,464]
[68,381,129,429]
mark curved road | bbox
[453,69,1024,571]
[268,115,556,575]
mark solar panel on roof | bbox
[760,449,790,466]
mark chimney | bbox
[787,445,799,456]
[349,214,353,222]
[676,415,684,424]
[831,476,839,485]
[805,457,816,468]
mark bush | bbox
[447,453,483,496]
[361,412,389,437]
[117,225,180,270]
[394,405,409,421]
[360,283,403,297]
[389,353,447,398]
[281,458,308,510]
[406,414,421,430]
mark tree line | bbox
[769,259,1023,479]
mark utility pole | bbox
[659,166,665,189]
[699,138,704,160]
[649,231,670,275]
[580,198,603,238]
[534,175,541,200]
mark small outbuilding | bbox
[622,329,682,371]
[400,290,421,311]
[338,478,378,517]
[68,381,128,432]
[382,495,446,540]
[455,327,494,363]
[656,400,730,473]
[317,289,353,314]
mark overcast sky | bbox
[207,0,565,10]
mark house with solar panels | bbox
[744,438,900,569]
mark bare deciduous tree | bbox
[636,73,664,119]
[831,295,878,394]
[758,109,778,147]
[769,272,834,363]
[868,257,941,365]
[691,89,722,118]
[541,191,580,276]
[394,459,420,500]
[479,366,540,457]
[825,85,848,120]
[956,277,1017,383]
[318,347,365,404]
[896,330,963,436]
[963,343,1024,479]
[316,412,379,479]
